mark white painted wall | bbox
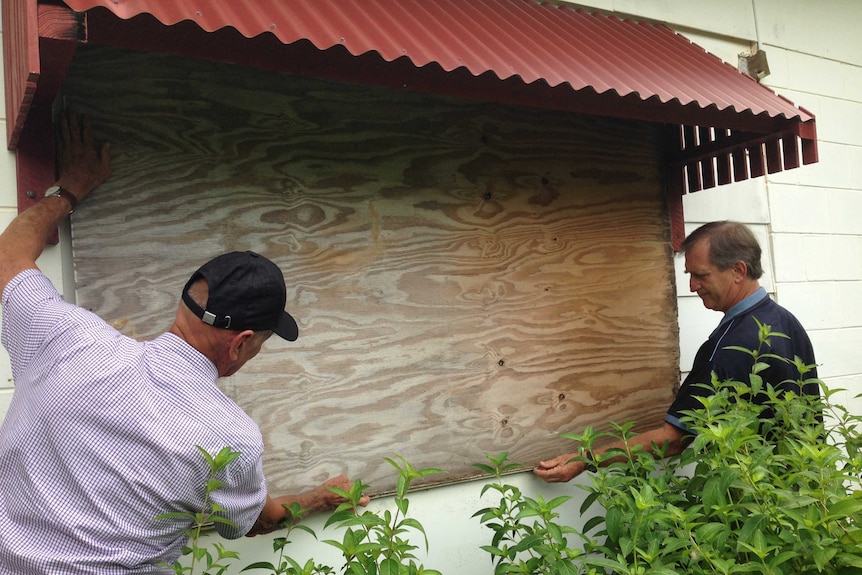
[1,1,860,573]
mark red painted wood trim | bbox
[11,5,82,241]
[16,104,59,243]
[2,0,40,150]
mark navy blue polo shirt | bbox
[667,287,818,433]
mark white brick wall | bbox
[758,0,862,415]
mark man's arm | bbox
[533,422,689,483]
[246,474,370,537]
[0,111,110,292]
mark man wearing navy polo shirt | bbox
[535,221,819,482]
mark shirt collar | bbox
[717,286,768,328]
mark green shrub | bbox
[476,324,862,574]
[473,452,587,574]
[240,503,328,575]
[159,453,442,575]
[323,455,444,575]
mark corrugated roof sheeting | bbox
[62,0,813,125]
[4,0,819,246]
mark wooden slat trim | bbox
[3,0,40,150]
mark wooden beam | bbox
[11,4,84,244]
[3,0,39,150]
[38,3,85,41]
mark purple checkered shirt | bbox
[0,270,267,574]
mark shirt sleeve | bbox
[1,270,76,380]
[209,442,268,538]
[665,338,715,434]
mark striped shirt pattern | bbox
[0,270,267,574]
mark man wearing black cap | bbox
[0,113,365,575]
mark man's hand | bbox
[56,110,111,201]
[315,474,371,509]
[533,424,689,483]
[0,111,111,292]
[247,475,370,537]
[533,453,587,483]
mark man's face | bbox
[684,239,739,313]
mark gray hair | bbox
[680,221,763,279]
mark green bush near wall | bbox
[475,324,862,574]
[165,324,862,574]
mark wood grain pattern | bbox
[62,46,679,495]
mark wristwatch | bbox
[44,185,78,214]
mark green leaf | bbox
[208,515,237,527]
[472,463,497,475]
[829,498,862,520]
[379,557,400,575]
[836,552,862,568]
[580,490,602,515]
[416,467,445,478]
[582,514,605,534]
[479,545,509,558]
[510,533,544,554]
[738,514,769,544]
[240,561,277,572]
[291,523,318,538]
[324,509,360,529]
[813,545,839,570]
[544,495,572,510]
[604,506,623,542]
[554,561,580,575]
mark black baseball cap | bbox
[181,251,299,341]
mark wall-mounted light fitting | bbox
[738,49,770,81]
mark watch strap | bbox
[45,186,78,213]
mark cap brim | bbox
[274,312,299,341]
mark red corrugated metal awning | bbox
[75,0,812,119]
[3,0,818,247]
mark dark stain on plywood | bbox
[62,46,679,496]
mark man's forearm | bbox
[596,423,689,465]
[247,496,289,536]
[245,476,367,537]
[246,489,333,536]
[0,193,75,287]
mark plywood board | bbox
[62,46,679,496]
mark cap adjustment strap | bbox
[182,289,236,330]
[202,310,231,329]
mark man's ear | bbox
[733,260,748,280]
[228,329,256,360]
